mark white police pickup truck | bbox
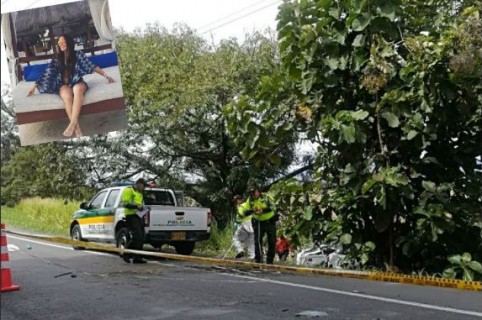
[69,186,212,255]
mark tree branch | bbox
[264,163,314,190]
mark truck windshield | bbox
[144,190,175,206]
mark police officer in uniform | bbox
[120,178,147,264]
[245,187,277,264]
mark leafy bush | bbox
[227,0,482,279]
[196,222,236,257]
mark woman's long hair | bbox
[57,34,76,83]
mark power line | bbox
[197,0,275,31]
[199,0,281,35]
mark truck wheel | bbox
[115,227,130,256]
[71,224,86,250]
[174,242,195,255]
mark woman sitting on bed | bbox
[27,34,115,138]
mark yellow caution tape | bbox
[7,230,481,292]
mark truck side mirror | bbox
[80,202,89,210]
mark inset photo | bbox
[1,0,127,146]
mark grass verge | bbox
[1,197,79,236]
[1,198,238,256]
[196,222,236,257]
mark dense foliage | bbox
[1,141,94,206]
[113,25,296,222]
[226,0,482,278]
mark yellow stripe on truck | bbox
[77,216,115,224]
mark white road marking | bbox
[6,234,482,317]
[220,273,482,317]
[6,235,115,257]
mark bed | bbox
[12,50,126,125]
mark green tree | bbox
[112,24,296,222]
[227,0,482,277]
[1,142,94,205]
[1,87,19,164]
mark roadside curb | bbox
[6,229,481,292]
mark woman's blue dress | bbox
[35,51,97,94]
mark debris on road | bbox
[295,310,329,317]
[54,272,73,278]
[7,244,20,252]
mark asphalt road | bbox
[2,234,481,320]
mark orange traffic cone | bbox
[1,223,20,292]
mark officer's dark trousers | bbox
[125,214,145,260]
[252,218,276,264]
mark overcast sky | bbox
[1,0,281,86]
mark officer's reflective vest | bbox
[121,187,144,216]
[236,202,251,224]
[246,197,275,221]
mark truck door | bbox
[96,188,121,240]
[78,190,108,239]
